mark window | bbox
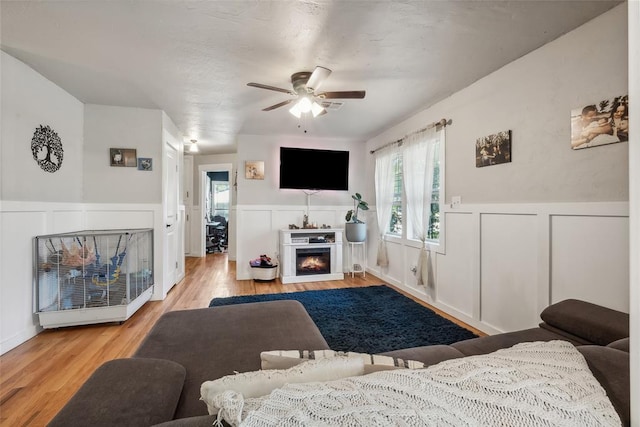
[209,181,229,221]
[385,134,442,243]
[389,153,403,235]
[428,139,440,240]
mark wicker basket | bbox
[251,264,278,281]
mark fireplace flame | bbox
[300,256,327,271]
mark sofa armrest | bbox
[578,346,630,427]
[540,299,629,345]
[48,358,186,427]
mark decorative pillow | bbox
[261,349,425,373]
[200,357,365,415]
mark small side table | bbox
[348,241,366,278]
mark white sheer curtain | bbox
[403,127,439,287]
[374,147,397,267]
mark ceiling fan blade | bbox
[317,90,366,99]
[262,99,295,111]
[306,66,331,91]
[247,82,296,95]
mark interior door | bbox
[165,142,179,288]
[183,156,193,255]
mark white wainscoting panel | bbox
[384,239,406,286]
[0,211,48,354]
[403,245,418,289]
[271,208,307,232]
[550,215,629,312]
[52,210,84,233]
[84,209,156,230]
[480,213,539,332]
[436,212,475,318]
[237,209,276,280]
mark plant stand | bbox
[348,241,366,278]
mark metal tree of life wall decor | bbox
[31,124,64,173]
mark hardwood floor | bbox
[0,253,482,426]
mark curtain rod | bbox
[370,118,449,154]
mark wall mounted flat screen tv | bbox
[279,147,349,191]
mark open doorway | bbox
[198,163,233,257]
[205,171,229,253]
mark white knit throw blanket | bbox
[213,341,621,427]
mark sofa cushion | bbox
[540,299,629,345]
[578,345,630,426]
[134,300,330,419]
[451,327,581,356]
[48,358,186,427]
[380,345,465,366]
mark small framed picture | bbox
[245,161,265,180]
[137,158,152,171]
[110,148,137,167]
[570,95,628,150]
[476,130,511,168]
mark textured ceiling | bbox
[1,1,621,154]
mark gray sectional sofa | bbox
[48,298,630,427]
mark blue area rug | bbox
[208,285,478,353]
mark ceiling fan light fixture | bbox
[289,103,302,118]
[311,101,325,117]
[249,66,364,118]
[297,96,312,113]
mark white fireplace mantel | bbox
[279,229,344,284]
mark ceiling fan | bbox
[247,66,366,118]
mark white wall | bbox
[233,135,367,279]
[236,134,367,206]
[1,51,84,202]
[0,53,179,354]
[84,104,163,203]
[0,51,87,354]
[368,5,628,205]
[364,5,630,335]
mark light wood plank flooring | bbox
[0,253,482,426]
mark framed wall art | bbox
[475,130,511,168]
[571,95,628,150]
[110,148,137,167]
[137,158,152,171]
[245,161,264,180]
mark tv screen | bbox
[279,147,349,191]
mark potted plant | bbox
[345,193,369,242]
